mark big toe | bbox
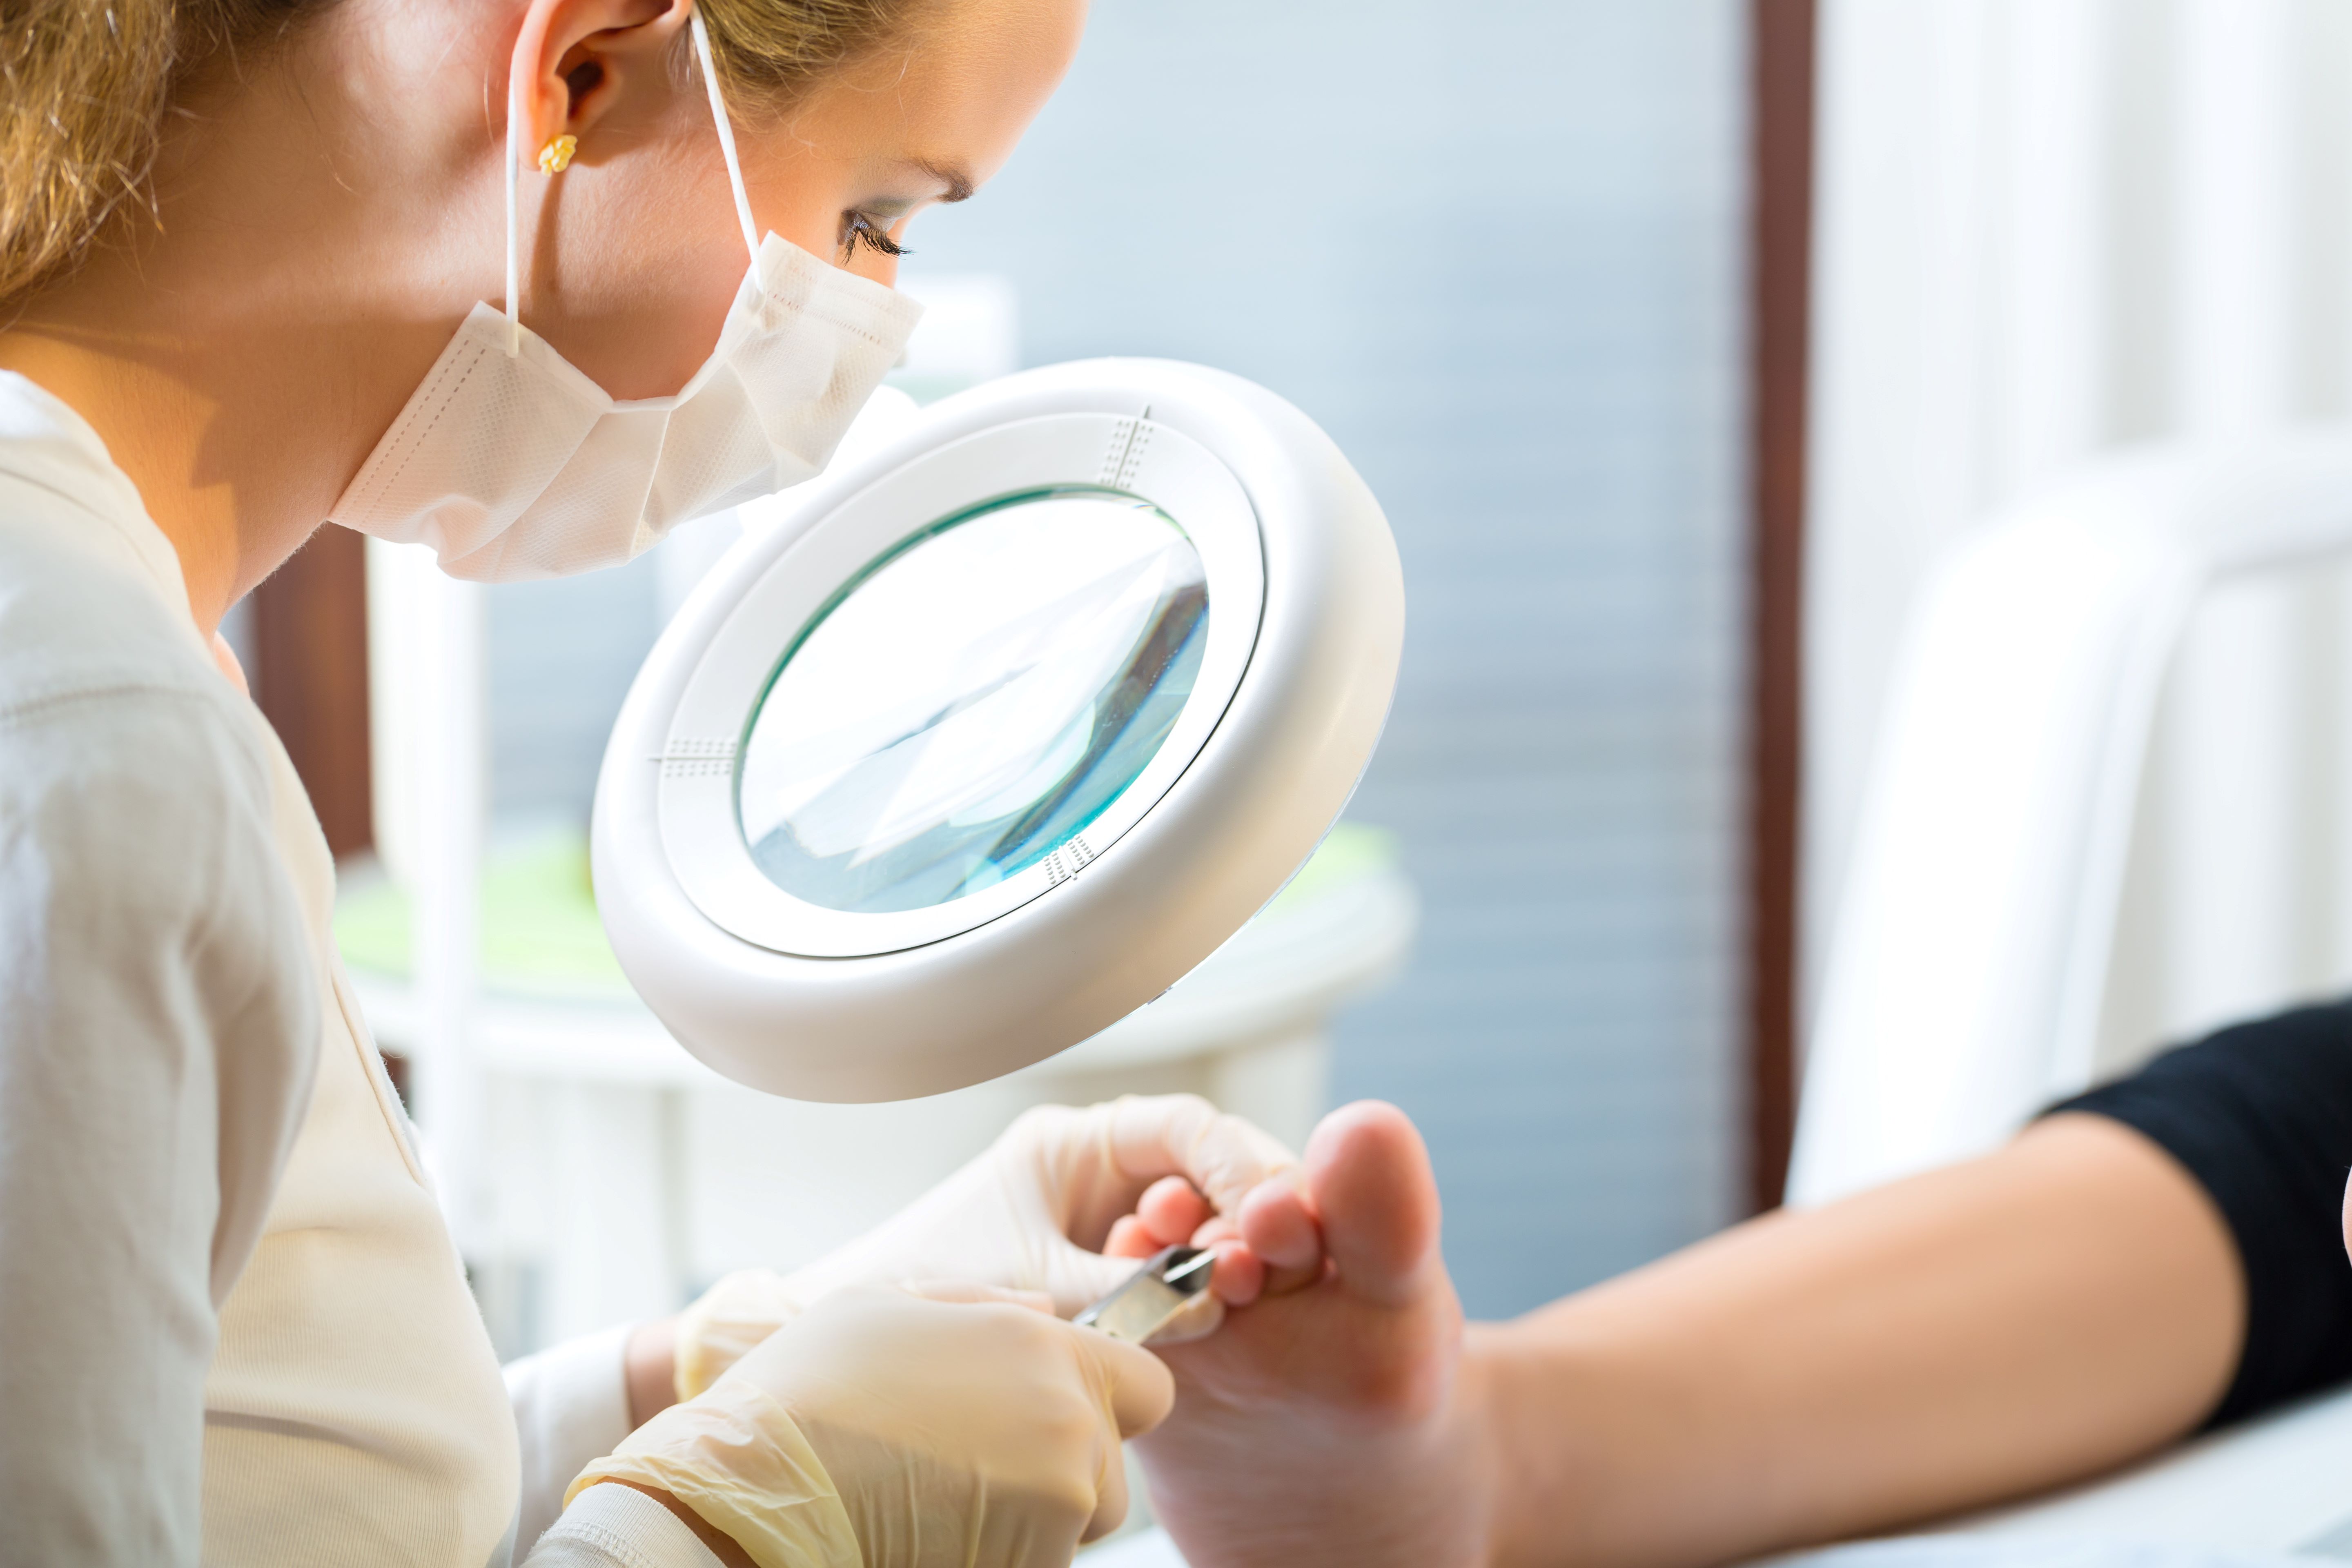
[1303,1100,1442,1306]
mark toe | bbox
[1105,1214,1160,1258]
[1303,1101,1443,1307]
[1205,1238,1264,1305]
[1138,1174,1211,1247]
[1239,1176,1321,1270]
[1189,1213,1241,1247]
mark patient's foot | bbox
[1135,1102,1494,1568]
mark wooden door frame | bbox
[250,525,374,860]
[1746,0,1817,1212]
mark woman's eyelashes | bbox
[841,211,909,260]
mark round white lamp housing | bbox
[592,359,1404,1102]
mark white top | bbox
[0,372,715,1568]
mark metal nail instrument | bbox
[1074,1245,1216,1345]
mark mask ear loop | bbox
[504,80,523,356]
[690,10,763,267]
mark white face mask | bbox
[329,14,924,581]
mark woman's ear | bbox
[509,0,695,169]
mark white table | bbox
[351,849,1416,1353]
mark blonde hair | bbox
[0,0,929,308]
[699,0,930,111]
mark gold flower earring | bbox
[537,134,578,175]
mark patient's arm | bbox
[1479,1111,2240,1566]
[1140,1107,2241,1568]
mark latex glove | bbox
[573,1283,1173,1568]
[676,1094,1298,1399]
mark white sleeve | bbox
[0,683,314,1563]
[507,1324,641,1557]
[522,1479,727,1568]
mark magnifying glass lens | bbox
[737,488,1211,914]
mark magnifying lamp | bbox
[592,359,1404,1102]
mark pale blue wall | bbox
[896,0,1752,1314]
[490,0,1749,1317]
[489,559,659,819]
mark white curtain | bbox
[1806,0,2352,1074]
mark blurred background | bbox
[240,0,1753,1353]
[221,0,2352,1363]
[898,1,1752,1316]
[1804,0,2352,1076]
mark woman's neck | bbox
[0,323,284,635]
[0,17,503,634]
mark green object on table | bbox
[1265,821,1399,918]
[336,821,1399,998]
[335,831,633,999]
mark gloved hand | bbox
[573,1284,1174,1568]
[675,1094,1300,1399]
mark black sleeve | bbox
[2047,999,2352,1428]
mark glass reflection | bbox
[737,487,1209,913]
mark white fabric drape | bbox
[1806,0,2352,1071]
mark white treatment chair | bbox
[1787,431,2352,1552]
